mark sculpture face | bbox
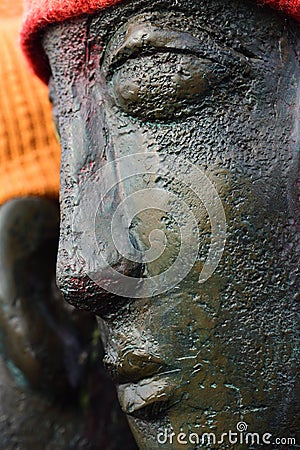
[43,0,300,448]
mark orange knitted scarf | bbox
[0,15,60,205]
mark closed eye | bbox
[103,22,246,122]
[110,50,228,121]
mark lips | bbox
[117,374,177,418]
[103,348,180,418]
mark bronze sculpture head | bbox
[21,0,300,447]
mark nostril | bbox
[57,274,132,317]
[56,250,144,316]
[57,273,109,314]
[129,225,141,251]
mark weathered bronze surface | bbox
[43,0,299,448]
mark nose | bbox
[56,185,144,316]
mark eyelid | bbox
[102,23,232,78]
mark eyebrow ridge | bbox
[102,22,258,77]
[103,23,222,75]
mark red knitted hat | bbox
[20,0,299,84]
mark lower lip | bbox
[117,375,176,415]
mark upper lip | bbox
[103,349,167,384]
